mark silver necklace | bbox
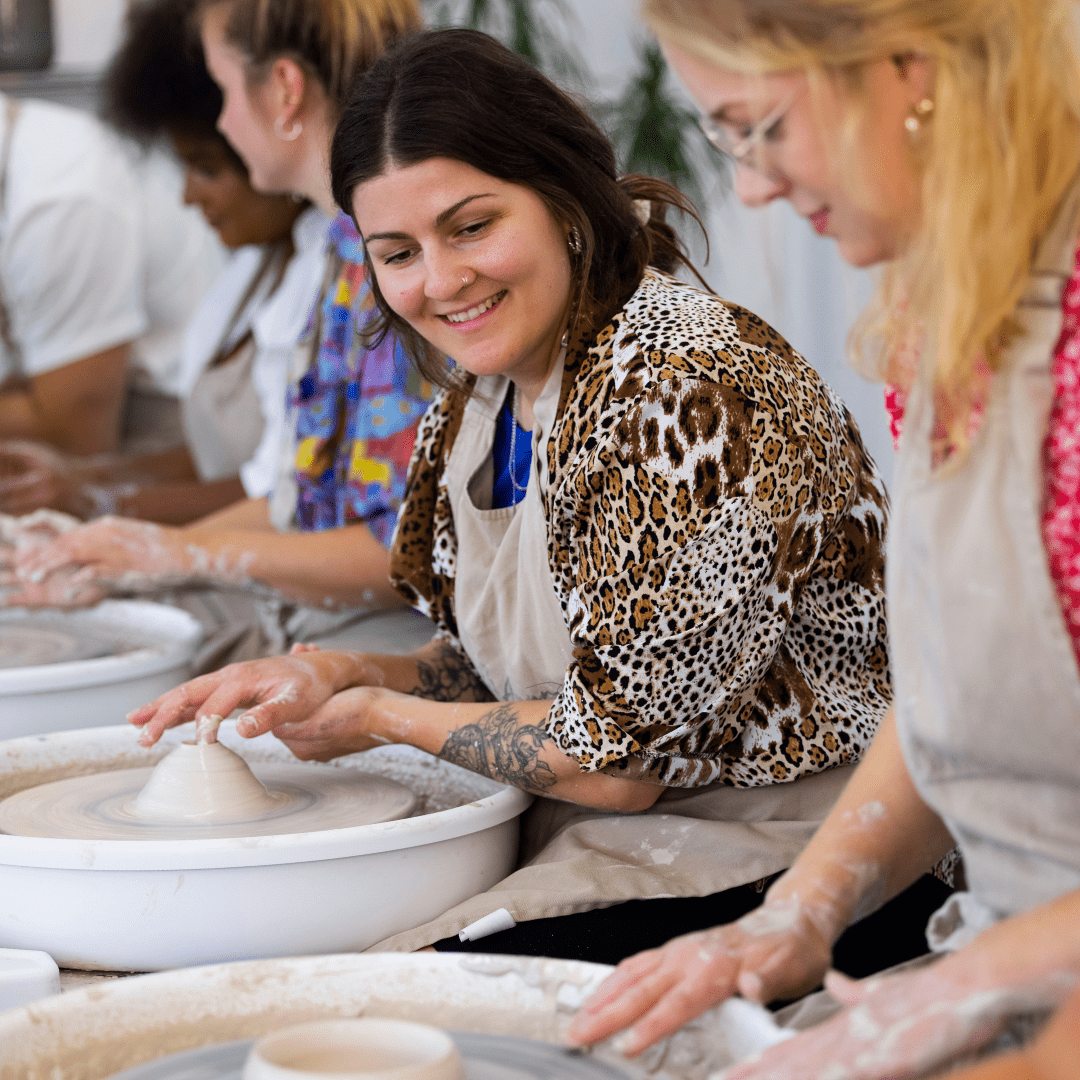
[508,383,529,496]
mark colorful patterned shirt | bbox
[292,213,431,542]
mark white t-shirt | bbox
[0,95,224,393]
[241,206,332,499]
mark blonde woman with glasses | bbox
[568,1,1080,1076]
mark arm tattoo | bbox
[407,641,495,702]
[438,703,558,795]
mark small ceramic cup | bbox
[242,1018,465,1080]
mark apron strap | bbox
[0,96,24,375]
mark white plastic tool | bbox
[0,948,60,1012]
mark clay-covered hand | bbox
[717,962,1078,1080]
[947,983,1080,1080]
[0,509,107,608]
[128,645,371,750]
[271,684,397,760]
[0,442,80,517]
[8,516,190,598]
[566,893,833,1056]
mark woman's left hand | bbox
[269,684,397,760]
[719,961,1076,1080]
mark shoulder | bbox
[585,270,863,470]
[6,99,136,214]
[606,269,823,401]
[551,271,880,530]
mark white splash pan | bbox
[0,953,632,1080]
[0,724,531,970]
[0,600,203,739]
[0,952,782,1080]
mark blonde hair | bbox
[202,0,423,111]
[644,0,1080,440]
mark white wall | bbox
[47,0,895,478]
[51,0,126,70]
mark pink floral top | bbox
[886,244,1080,667]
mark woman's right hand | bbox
[128,645,369,748]
[566,892,834,1055]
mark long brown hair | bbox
[330,28,708,390]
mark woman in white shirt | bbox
[0,0,325,526]
[0,87,222,456]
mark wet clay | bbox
[0,749,417,840]
[0,616,144,669]
[131,741,283,824]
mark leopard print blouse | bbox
[391,270,891,788]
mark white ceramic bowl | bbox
[0,600,203,739]
[0,724,531,970]
[243,1018,465,1080]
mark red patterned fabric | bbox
[1042,244,1080,663]
[884,243,1080,668]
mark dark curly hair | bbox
[330,27,708,391]
[102,0,244,172]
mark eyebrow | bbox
[363,193,497,243]
[707,105,746,124]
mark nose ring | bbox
[461,273,472,287]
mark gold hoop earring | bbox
[904,97,934,135]
[274,115,303,141]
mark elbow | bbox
[555,774,665,812]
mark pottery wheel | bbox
[0,764,417,841]
[0,614,143,669]
[105,1033,634,1080]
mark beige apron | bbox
[890,197,1080,950]
[179,247,286,483]
[370,356,853,952]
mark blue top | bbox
[491,388,533,508]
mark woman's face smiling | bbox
[663,42,927,268]
[354,157,574,404]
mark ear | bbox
[893,52,935,106]
[268,56,309,121]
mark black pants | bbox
[433,873,952,979]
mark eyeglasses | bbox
[698,87,799,175]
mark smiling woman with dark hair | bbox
[127,28,949,966]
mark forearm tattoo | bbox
[438,703,558,795]
[407,641,495,702]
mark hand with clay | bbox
[567,883,836,1056]
[716,959,1077,1080]
[947,984,1080,1080]
[568,710,957,1053]
[0,509,107,608]
[1,516,193,607]
[129,645,374,750]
